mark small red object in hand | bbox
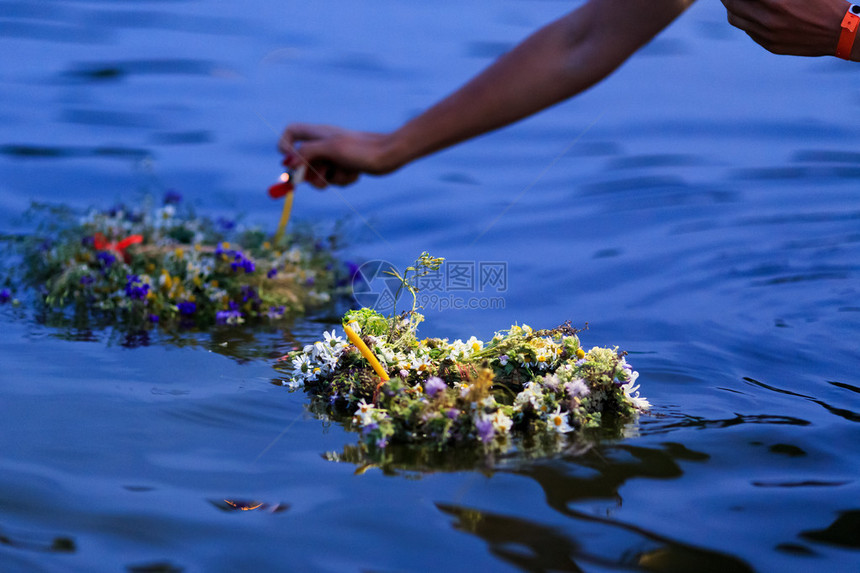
[93,232,143,263]
[268,172,295,199]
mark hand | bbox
[278,124,399,189]
[720,0,847,57]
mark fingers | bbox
[726,12,766,39]
[721,0,756,22]
[279,123,331,156]
[306,164,360,189]
[276,123,373,189]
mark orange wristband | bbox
[837,4,860,60]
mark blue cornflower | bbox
[177,301,196,315]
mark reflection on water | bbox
[210,499,288,513]
[438,502,753,573]
[2,0,860,571]
[0,525,75,555]
[802,510,860,549]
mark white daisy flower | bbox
[621,380,650,411]
[547,407,574,433]
[492,410,513,434]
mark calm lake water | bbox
[2,0,860,571]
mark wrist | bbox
[378,125,435,174]
[374,132,411,174]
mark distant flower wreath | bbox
[2,193,349,326]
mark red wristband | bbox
[836,4,860,60]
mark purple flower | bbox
[148,314,160,323]
[267,268,278,279]
[266,305,285,319]
[361,422,379,435]
[447,408,459,420]
[216,217,235,231]
[177,301,196,315]
[565,379,589,399]
[240,285,259,303]
[216,308,243,324]
[475,416,495,442]
[163,190,182,205]
[124,275,149,300]
[79,275,95,286]
[229,251,256,274]
[338,260,361,287]
[425,376,447,398]
[0,289,10,304]
[96,251,116,268]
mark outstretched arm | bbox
[280,0,695,188]
[721,0,857,59]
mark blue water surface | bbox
[1,1,859,571]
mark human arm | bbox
[279,0,695,188]
[720,0,858,59]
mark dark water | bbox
[2,1,860,571]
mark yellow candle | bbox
[272,187,294,245]
[343,324,389,382]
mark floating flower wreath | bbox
[276,254,649,454]
[2,193,349,327]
